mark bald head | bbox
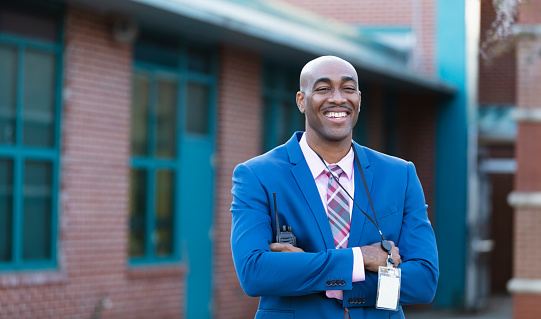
[299,56,358,93]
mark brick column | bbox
[214,45,262,319]
[507,1,541,318]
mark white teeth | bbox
[326,112,347,118]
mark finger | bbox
[269,243,304,253]
[392,254,402,267]
[269,243,285,252]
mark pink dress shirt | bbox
[298,134,365,300]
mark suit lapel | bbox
[286,133,335,250]
[348,143,373,248]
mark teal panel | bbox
[180,138,214,319]
[434,0,468,308]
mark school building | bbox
[1,0,539,318]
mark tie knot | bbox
[326,165,343,179]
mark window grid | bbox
[0,29,63,271]
[129,43,216,265]
[261,63,303,152]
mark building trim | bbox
[511,108,541,122]
[508,278,541,294]
[479,158,516,174]
[508,191,541,208]
[513,24,541,37]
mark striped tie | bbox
[326,166,350,249]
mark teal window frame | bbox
[261,62,303,152]
[0,7,64,271]
[129,37,217,266]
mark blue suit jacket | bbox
[231,132,439,319]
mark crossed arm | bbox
[269,241,401,273]
[230,162,438,305]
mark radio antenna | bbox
[273,192,279,239]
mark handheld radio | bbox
[273,192,297,247]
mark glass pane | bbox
[296,105,305,132]
[129,169,147,257]
[0,44,17,145]
[286,70,300,92]
[261,97,273,151]
[0,159,14,261]
[186,82,210,135]
[279,101,293,145]
[156,77,177,158]
[131,72,150,156]
[135,33,179,69]
[22,161,52,260]
[23,49,56,147]
[155,170,173,257]
[264,65,278,89]
[0,9,59,43]
[188,46,212,74]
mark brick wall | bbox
[214,45,262,319]
[511,0,541,317]
[396,93,437,221]
[282,0,436,77]
[0,6,185,318]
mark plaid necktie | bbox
[326,165,350,249]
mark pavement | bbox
[403,295,512,319]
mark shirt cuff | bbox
[352,247,365,282]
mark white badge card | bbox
[376,266,401,311]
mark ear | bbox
[296,91,305,113]
[358,92,362,111]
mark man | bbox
[230,56,438,318]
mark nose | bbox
[328,88,347,104]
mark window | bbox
[0,2,62,270]
[261,63,304,151]
[129,33,215,264]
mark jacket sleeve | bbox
[231,163,354,297]
[342,162,439,307]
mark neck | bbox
[306,134,352,164]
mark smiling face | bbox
[297,56,361,148]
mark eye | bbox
[343,86,356,92]
[315,87,330,92]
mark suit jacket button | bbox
[359,298,365,304]
[326,280,331,286]
[348,298,354,304]
[340,280,345,286]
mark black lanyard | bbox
[316,143,393,254]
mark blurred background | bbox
[0,0,539,318]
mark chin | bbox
[324,131,352,142]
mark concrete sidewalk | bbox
[403,295,512,319]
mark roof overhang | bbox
[58,0,457,95]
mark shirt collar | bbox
[299,133,354,180]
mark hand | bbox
[360,241,401,272]
[269,243,305,253]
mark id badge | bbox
[376,265,401,311]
